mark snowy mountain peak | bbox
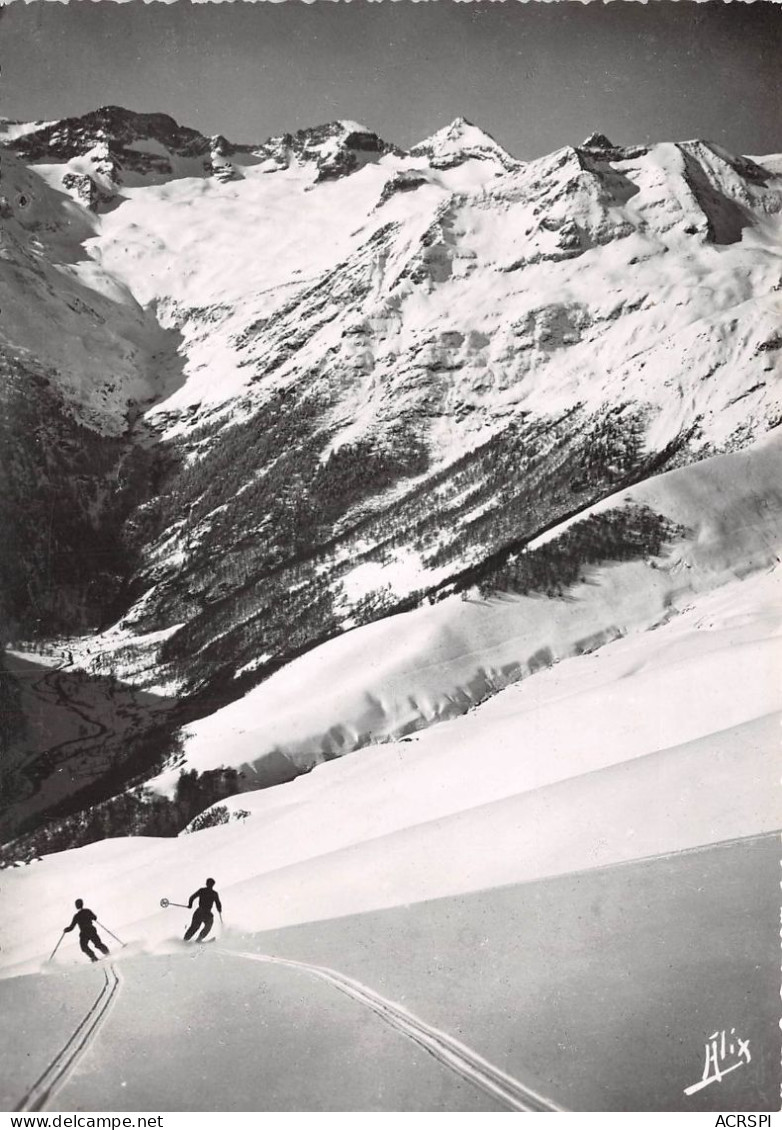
[254,119,400,181]
[336,119,373,135]
[3,105,219,208]
[409,116,519,171]
[580,131,616,151]
[0,107,405,205]
[9,105,211,162]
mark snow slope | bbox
[81,131,782,451]
[0,148,183,432]
[1,835,777,1111]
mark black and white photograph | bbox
[0,0,780,1115]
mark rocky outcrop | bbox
[8,105,211,164]
[61,170,115,211]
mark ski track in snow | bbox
[15,963,122,1113]
[225,949,564,1112]
[10,946,559,1111]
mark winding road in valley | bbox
[2,650,176,840]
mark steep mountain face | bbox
[0,144,177,640]
[2,107,781,847]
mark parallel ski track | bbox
[226,949,563,1112]
[15,963,121,1112]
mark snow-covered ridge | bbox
[0,117,56,141]
[4,107,404,206]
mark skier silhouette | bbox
[184,878,222,942]
[64,899,110,963]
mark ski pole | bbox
[48,932,66,962]
[97,921,127,948]
[160,898,189,909]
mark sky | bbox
[1,1,781,160]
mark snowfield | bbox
[89,133,782,455]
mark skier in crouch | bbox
[64,899,110,963]
[184,878,222,942]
